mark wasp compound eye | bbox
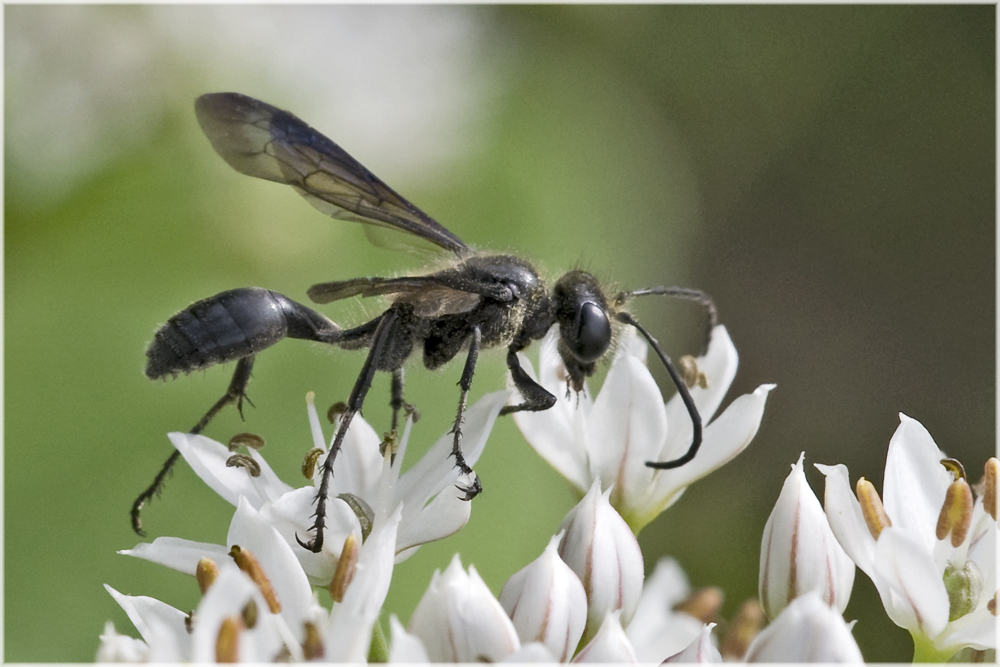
[570,301,611,363]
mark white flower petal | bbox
[327,411,385,500]
[663,622,722,663]
[326,504,401,661]
[572,611,637,663]
[760,453,855,618]
[587,355,665,507]
[872,527,950,638]
[559,480,644,638]
[815,462,877,578]
[510,335,591,492]
[96,621,151,662]
[627,558,702,662]
[227,497,316,638]
[662,325,739,444]
[119,537,229,575]
[499,532,588,662]
[396,391,507,507]
[744,593,864,663]
[103,584,189,656]
[395,483,471,557]
[388,614,429,662]
[409,555,520,663]
[169,432,289,509]
[649,385,774,515]
[882,414,951,551]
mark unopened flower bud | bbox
[744,593,863,663]
[499,532,587,661]
[760,453,855,618]
[409,555,519,662]
[572,611,637,663]
[559,480,644,645]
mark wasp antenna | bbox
[628,286,717,351]
[615,311,702,470]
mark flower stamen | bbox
[229,545,281,614]
[720,599,765,661]
[228,432,265,452]
[856,477,891,539]
[215,616,242,662]
[329,533,360,603]
[303,621,324,660]
[983,458,997,521]
[196,557,219,594]
[936,479,974,547]
[673,586,724,623]
[301,448,324,480]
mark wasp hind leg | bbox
[131,355,256,535]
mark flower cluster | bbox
[100,323,996,663]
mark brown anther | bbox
[196,557,220,595]
[936,479,974,547]
[720,599,765,661]
[230,545,281,614]
[988,591,997,616]
[673,586,724,624]
[941,458,967,481]
[380,430,399,458]
[303,621,325,660]
[225,454,261,477]
[983,458,997,521]
[329,533,360,603]
[215,616,242,663]
[327,401,349,424]
[856,477,892,540]
[241,599,258,629]
[302,448,324,480]
[679,355,709,389]
[228,432,265,451]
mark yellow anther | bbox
[215,616,242,663]
[229,545,281,614]
[302,448,324,480]
[303,621,324,660]
[680,355,709,389]
[720,599,765,661]
[673,586,724,623]
[936,479,974,547]
[329,533,360,603]
[856,477,892,540]
[984,458,997,521]
[940,458,967,481]
[228,432,265,451]
[196,557,219,595]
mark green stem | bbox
[911,632,958,663]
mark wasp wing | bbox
[195,92,469,257]
[308,273,513,318]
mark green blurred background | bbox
[5,6,994,662]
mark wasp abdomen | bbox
[145,287,334,379]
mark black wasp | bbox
[133,92,718,553]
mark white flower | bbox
[408,554,521,662]
[558,479,644,646]
[743,592,864,663]
[817,414,997,661]
[626,557,706,662]
[663,623,722,663]
[133,390,506,585]
[572,611,637,663]
[512,325,774,532]
[759,452,855,618]
[499,531,588,661]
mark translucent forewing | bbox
[195,92,468,256]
